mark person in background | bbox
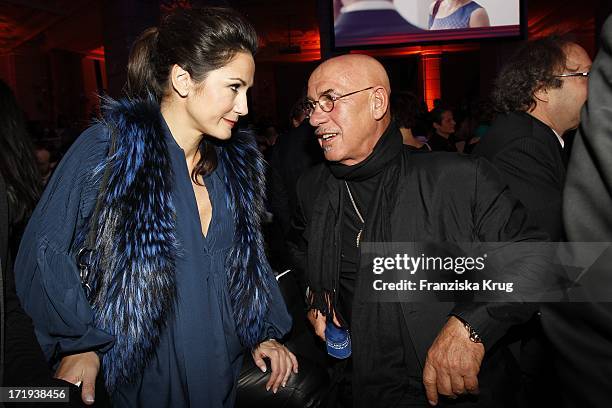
[475,35,591,242]
[427,106,457,152]
[1,80,89,407]
[453,99,489,153]
[541,14,612,408]
[33,144,54,186]
[263,123,279,147]
[461,100,495,154]
[269,99,323,223]
[474,35,592,407]
[15,7,296,407]
[391,91,431,151]
[429,0,490,30]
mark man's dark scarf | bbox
[306,122,403,316]
[307,123,419,405]
[77,97,273,392]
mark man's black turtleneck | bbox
[328,122,402,325]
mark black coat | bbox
[474,111,566,241]
[541,15,612,408]
[473,112,566,406]
[290,147,549,406]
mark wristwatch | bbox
[453,315,482,344]
[462,320,482,344]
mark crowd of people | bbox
[2,4,612,408]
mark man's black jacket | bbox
[288,147,551,405]
[474,111,566,241]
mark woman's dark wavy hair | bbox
[492,35,571,113]
[126,7,258,184]
[0,79,42,228]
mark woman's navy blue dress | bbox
[14,119,292,407]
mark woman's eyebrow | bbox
[229,77,247,86]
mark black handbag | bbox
[72,130,116,407]
[76,129,117,299]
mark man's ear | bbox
[533,86,550,105]
[372,87,389,120]
[170,64,192,98]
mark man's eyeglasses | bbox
[303,86,374,117]
[555,72,590,78]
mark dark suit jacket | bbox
[334,9,422,43]
[474,111,566,241]
[540,15,612,408]
[473,111,566,407]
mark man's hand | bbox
[307,309,327,341]
[307,309,341,341]
[54,351,100,405]
[422,316,485,406]
[251,340,299,393]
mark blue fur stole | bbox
[83,97,272,392]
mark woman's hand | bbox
[251,340,299,393]
[54,351,100,405]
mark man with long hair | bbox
[474,35,592,406]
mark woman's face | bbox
[186,51,255,140]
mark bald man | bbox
[288,55,549,407]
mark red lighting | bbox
[422,54,441,111]
[86,46,105,61]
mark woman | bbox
[390,92,431,151]
[14,7,297,407]
[428,0,490,30]
[427,106,458,152]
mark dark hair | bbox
[391,92,419,130]
[492,35,571,113]
[126,7,258,183]
[0,79,42,229]
[429,106,452,126]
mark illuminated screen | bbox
[332,0,523,49]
